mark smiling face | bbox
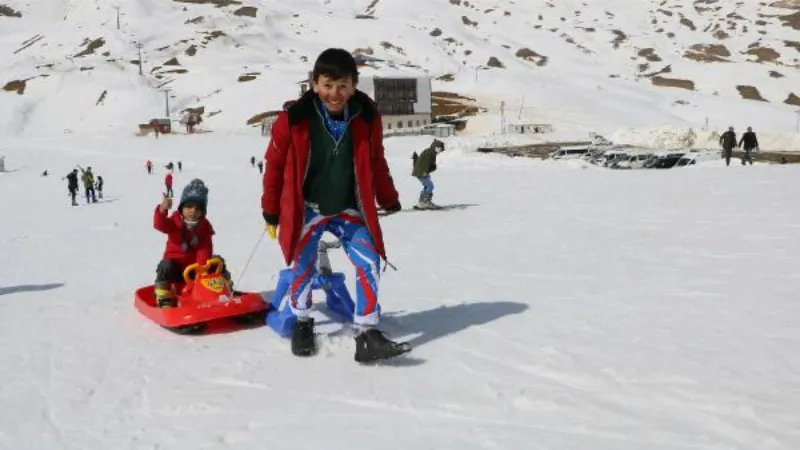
[312,75,356,114]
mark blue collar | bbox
[315,98,350,141]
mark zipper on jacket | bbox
[313,102,357,156]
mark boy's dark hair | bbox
[312,48,359,83]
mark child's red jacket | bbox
[153,206,214,268]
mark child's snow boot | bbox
[354,328,411,363]
[291,317,316,356]
[155,287,177,308]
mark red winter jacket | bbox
[153,206,214,269]
[261,91,399,266]
[165,172,173,188]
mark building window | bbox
[408,120,412,127]
[375,78,417,116]
[416,120,420,127]
[387,123,392,130]
[398,121,403,128]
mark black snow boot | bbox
[354,328,412,363]
[291,318,316,357]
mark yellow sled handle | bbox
[182,257,224,283]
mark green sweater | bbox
[303,100,360,215]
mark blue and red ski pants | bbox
[290,207,381,326]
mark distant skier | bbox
[165,161,174,171]
[738,127,759,166]
[64,169,79,206]
[411,139,445,209]
[146,160,153,175]
[42,170,48,177]
[177,160,182,171]
[719,127,737,167]
[165,171,174,197]
[79,166,97,203]
[250,156,256,167]
[257,160,263,174]
[96,175,104,199]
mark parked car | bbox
[611,153,654,169]
[548,146,590,160]
[601,151,631,167]
[644,152,686,169]
[675,149,721,167]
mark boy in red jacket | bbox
[261,48,409,362]
[153,178,217,308]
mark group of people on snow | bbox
[719,126,759,166]
[152,48,422,363]
[63,166,103,206]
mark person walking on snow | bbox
[261,47,408,362]
[165,171,174,197]
[64,169,79,206]
[738,127,759,166]
[78,166,97,203]
[412,139,445,209]
[146,160,153,175]
[719,127,737,167]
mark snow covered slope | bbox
[1,132,799,449]
[1,0,799,139]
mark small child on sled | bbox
[152,178,231,308]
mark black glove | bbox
[263,211,279,226]
[383,202,402,214]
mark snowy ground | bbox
[1,132,799,449]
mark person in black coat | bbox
[719,127,737,166]
[738,127,759,166]
[64,169,79,206]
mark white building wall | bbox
[383,114,431,131]
[357,77,377,100]
[414,78,432,115]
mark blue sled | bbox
[266,268,356,338]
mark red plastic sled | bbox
[134,257,269,334]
